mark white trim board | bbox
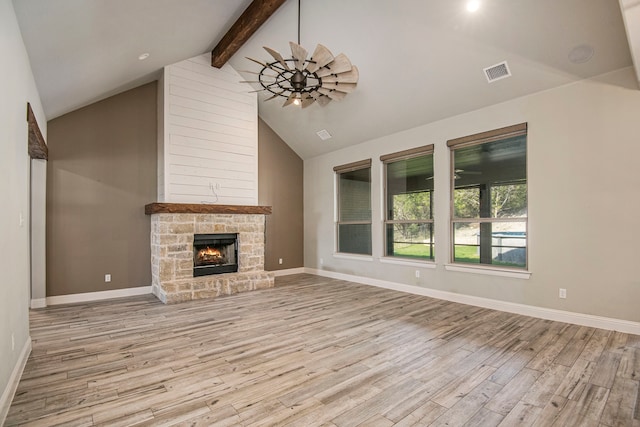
[304,268,640,335]
[0,337,31,425]
[45,286,152,306]
[30,298,47,309]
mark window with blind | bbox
[334,159,372,255]
[448,123,528,269]
[381,145,434,261]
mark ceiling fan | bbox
[242,0,359,108]
[454,169,482,179]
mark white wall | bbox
[305,67,640,323]
[159,54,258,205]
[0,0,46,419]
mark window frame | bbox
[447,123,528,270]
[381,144,435,262]
[334,159,373,256]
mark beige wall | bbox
[304,67,640,323]
[258,118,304,271]
[45,84,303,295]
[46,82,157,296]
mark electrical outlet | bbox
[105,274,111,283]
[320,258,324,265]
[278,258,283,265]
[11,333,15,351]
[415,270,420,278]
[559,288,567,299]
[19,212,24,227]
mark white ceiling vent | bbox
[316,129,332,140]
[483,61,511,83]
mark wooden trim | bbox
[333,158,372,173]
[211,0,287,68]
[446,123,527,149]
[380,144,434,162]
[145,203,272,215]
[27,103,48,160]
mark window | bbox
[381,145,434,261]
[334,159,372,255]
[448,123,527,269]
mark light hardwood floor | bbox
[6,274,640,426]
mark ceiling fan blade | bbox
[289,42,308,71]
[320,82,357,93]
[246,56,268,67]
[247,81,280,92]
[301,95,315,108]
[306,44,334,73]
[309,90,331,107]
[318,87,347,100]
[246,57,284,74]
[239,80,275,84]
[315,53,353,77]
[263,46,290,70]
[264,93,282,102]
[321,66,359,84]
[282,93,298,107]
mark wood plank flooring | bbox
[7,274,640,426]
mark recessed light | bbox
[466,0,480,12]
[316,129,332,140]
[138,52,150,61]
[568,44,594,64]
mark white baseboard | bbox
[46,286,152,306]
[0,337,31,425]
[270,267,306,277]
[305,268,640,335]
[30,298,47,309]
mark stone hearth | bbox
[147,203,274,304]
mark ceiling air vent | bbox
[483,61,511,83]
[316,129,332,140]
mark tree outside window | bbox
[382,146,434,261]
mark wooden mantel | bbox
[145,203,272,215]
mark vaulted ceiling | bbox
[13,0,639,159]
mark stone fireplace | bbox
[146,203,274,304]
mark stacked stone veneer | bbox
[150,213,274,304]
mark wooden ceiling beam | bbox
[211,0,287,69]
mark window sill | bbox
[379,257,437,268]
[333,253,374,262]
[444,264,531,279]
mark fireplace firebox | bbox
[193,233,238,277]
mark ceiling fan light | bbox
[466,0,481,12]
